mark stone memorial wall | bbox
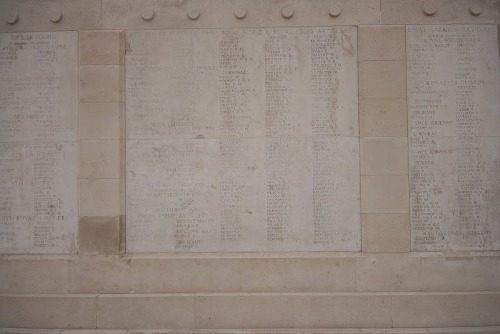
[126,28,359,252]
[0,0,499,331]
[407,25,500,251]
[0,32,78,254]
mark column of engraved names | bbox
[0,32,77,253]
[454,31,485,247]
[408,25,500,250]
[408,29,445,249]
[264,30,295,242]
[218,30,254,242]
[311,28,340,245]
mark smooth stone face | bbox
[407,25,500,251]
[0,32,78,253]
[126,27,360,252]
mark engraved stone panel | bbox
[0,32,78,253]
[126,28,360,252]
[407,25,500,251]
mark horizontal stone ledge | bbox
[1,253,500,294]
[2,292,499,329]
[2,328,500,334]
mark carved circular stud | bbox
[6,12,19,25]
[141,8,155,21]
[469,4,482,16]
[281,5,294,19]
[49,11,63,23]
[422,2,437,16]
[329,3,342,17]
[187,8,200,20]
[234,7,247,19]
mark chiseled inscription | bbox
[126,28,360,252]
[407,25,500,251]
[0,32,78,254]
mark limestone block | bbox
[362,213,410,252]
[130,258,244,293]
[195,295,292,328]
[291,294,392,327]
[361,175,409,213]
[361,137,408,175]
[239,257,356,293]
[420,255,500,291]
[78,216,121,255]
[80,65,124,102]
[391,293,500,327]
[355,253,421,291]
[358,26,405,61]
[80,30,124,65]
[0,258,69,294]
[381,0,500,24]
[360,99,407,137]
[78,217,98,254]
[79,179,121,216]
[97,216,121,255]
[80,140,121,179]
[359,61,407,99]
[79,103,122,140]
[68,255,130,294]
[102,0,380,30]
[0,0,101,33]
[97,294,195,329]
[0,294,97,328]
[0,329,62,334]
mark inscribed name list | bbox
[0,32,78,253]
[407,25,500,251]
[126,28,360,252]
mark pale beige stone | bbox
[0,0,101,33]
[80,65,124,102]
[98,295,195,329]
[101,0,380,30]
[291,294,392,327]
[358,26,405,61]
[361,137,408,175]
[80,30,124,65]
[355,253,422,291]
[80,140,121,179]
[391,293,500,327]
[196,295,291,328]
[79,103,121,140]
[361,175,409,213]
[359,61,406,99]
[381,0,500,24]
[78,216,121,255]
[0,259,69,294]
[0,294,97,328]
[362,213,410,252]
[79,179,121,216]
[240,258,357,292]
[420,255,500,291]
[68,255,130,293]
[78,217,98,255]
[360,99,407,137]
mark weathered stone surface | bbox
[358,25,406,61]
[80,31,124,65]
[362,213,410,252]
[0,294,97,328]
[407,25,500,251]
[360,99,408,137]
[126,28,360,252]
[360,137,408,175]
[0,32,78,254]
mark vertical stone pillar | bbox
[358,26,410,252]
[78,31,125,254]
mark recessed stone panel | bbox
[126,27,360,252]
[407,25,500,251]
[0,32,78,254]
